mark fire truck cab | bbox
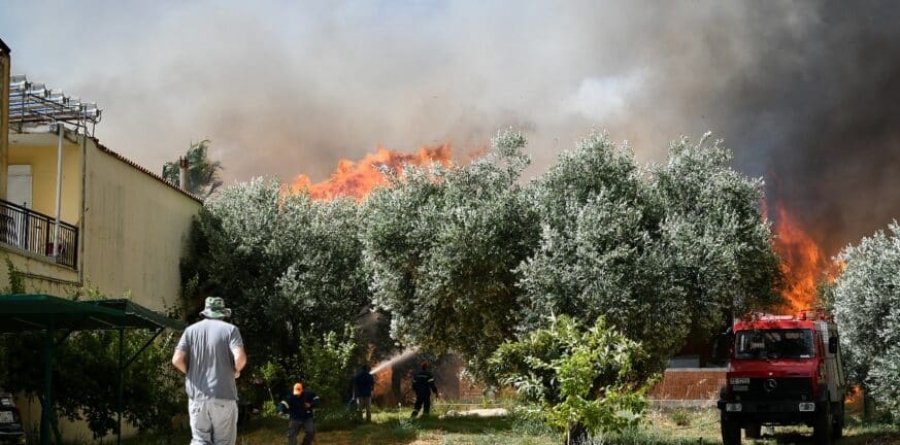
[717,310,846,445]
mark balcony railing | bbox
[0,199,78,269]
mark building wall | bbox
[0,41,9,199]
[6,135,82,221]
[81,141,201,312]
[0,252,79,294]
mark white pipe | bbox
[53,123,63,257]
[78,117,87,279]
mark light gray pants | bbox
[188,398,239,445]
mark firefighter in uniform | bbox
[410,361,439,419]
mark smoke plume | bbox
[3,0,900,252]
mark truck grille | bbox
[739,378,813,401]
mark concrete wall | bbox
[0,251,79,294]
[81,140,201,312]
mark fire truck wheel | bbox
[744,422,761,439]
[720,413,741,445]
[813,397,833,445]
[832,400,845,439]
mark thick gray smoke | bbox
[3,0,899,252]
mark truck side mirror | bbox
[828,336,838,354]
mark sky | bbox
[3,0,900,254]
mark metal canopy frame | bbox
[0,294,185,445]
[7,74,101,136]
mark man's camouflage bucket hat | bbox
[201,296,232,319]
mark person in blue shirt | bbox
[278,383,321,445]
[352,365,376,422]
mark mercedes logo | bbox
[764,379,778,392]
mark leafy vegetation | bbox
[490,315,649,444]
[179,177,371,404]
[832,221,900,422]
[519,131,782,374]
[162,139,224,198]
[165,128,787,438]
[361,128,540,376]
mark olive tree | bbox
[647,134,783,361]
[182,177,370,378]
[519,132,781,372]
[361,129,540,373]
[832,221,900,421]
[518,131,683,370]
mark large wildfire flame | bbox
[769,202,838,312]
[290,145,454,200]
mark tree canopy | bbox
[361,129,540,374]
[176,128,784,408]
[518,132,781,371]
[832,221,900,420]
[181,177,371,370]
[162,139,224,198]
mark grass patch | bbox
[119,407,900,445]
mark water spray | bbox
[371,347,419,374]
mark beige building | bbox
[0,39,202,313]
[0,38,205,442]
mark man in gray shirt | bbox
[172,297,247,445]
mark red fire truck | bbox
[717,310,846,445]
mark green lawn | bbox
[122,406,900,445]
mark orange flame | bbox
[291,145,454,200]
[769,202,837,312]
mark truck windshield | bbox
[734,329,815,359]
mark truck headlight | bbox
[799,403,815,412]
[726,403,742,412]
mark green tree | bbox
[489,315,649,445]
[361,129,540,374]
[519,132,782,372]
[162,139,224,198]
[647,133,783,362]
[832,221,900,421]
[519,131,681,371]
[181,177,371,380]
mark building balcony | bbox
[0,198,78,269]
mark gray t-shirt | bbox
[176,318,244,401]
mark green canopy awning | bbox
[0,294,125,332]
[0,294,185,332]
[89,298,185,331]
[0,294,185,445]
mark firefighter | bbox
[278,382,321,445]
[410,361,439,419]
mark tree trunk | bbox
[564,422,589,445]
